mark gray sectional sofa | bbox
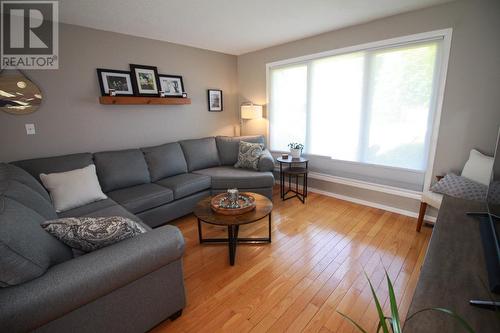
[0,135,274,333]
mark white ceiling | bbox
[59,0,452,55]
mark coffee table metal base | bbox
[197,213,272,266]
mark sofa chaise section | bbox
[0,223,185,333]
[0,163,186,333]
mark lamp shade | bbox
[240,104,263,120]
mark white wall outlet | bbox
[25,123,36,135]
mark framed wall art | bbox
[207,89,223,112]
[96,69,134,96]
[159,74,184,97]
[130,64,161,96]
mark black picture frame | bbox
[96,68,134,96]
[158,74,185,97]
[208,89,223,112]
[129,64,161,97]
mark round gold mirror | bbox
[0,70,42,115]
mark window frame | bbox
[266,28,453,192]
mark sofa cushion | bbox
[42,216,147,253]
[0,197,73,287]
[156,173,211,200]
[193,166,274,189]
[142,142,188,181]
[58,198,117,218]
[94,149,151,192]
[179,137,220,171]
[216,135,265,166]
[107,183,173,214]
[0,180,57,220]
[258,149,276,172]
[0,163,51,202]
[58,198,151,230]
[12,153,93,183]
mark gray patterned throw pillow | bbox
[42,216,147,252]
[234,141,264,170]
[431,173,488,202]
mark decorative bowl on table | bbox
[210,193,256,215]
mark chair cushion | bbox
[0,197,73,287]
[422,191,444,208]
[216,135,265,166]
[107,183,173,214]
[179,137,220,171]
[156,173,211,200]
[142,142,188,181]
[11,153,93,183]
[0,180,57,220]
[193,166,274,189]
[0,163,50,202]
[94,149,151,192]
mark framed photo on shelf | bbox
[207,89,223,111]
[130,64,161,96]
[159,75,184,97]
[96,69,134,96]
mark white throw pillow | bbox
[461,149,494,186]
[40,164,107,212]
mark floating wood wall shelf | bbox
[99,96,191,105]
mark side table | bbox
[277,156,309,203]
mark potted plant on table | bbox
[288,142,304,159]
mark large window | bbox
[269,38,443,172]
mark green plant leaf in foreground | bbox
[365,272,391,333]
[386,270,401,333]
[336,311,369,333]
[407,307,476,333]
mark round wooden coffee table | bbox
[194,192,273,266]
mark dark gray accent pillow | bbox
[216,135,265,165]
[431,173,488,202]
[94,149,151,192]
[234,141,265,170]
[179,137,220,171]
[42,216,147,252]
[142,142,188,181]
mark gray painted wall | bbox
[238,0,500,179]
[0,23,239,162]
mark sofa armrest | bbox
[0,225,184,333]
[258,149,275,172]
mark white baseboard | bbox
[307,186,437,223]
[275,168,423,200]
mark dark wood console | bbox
[404,196,500,332]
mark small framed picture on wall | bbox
[96,69,134,96]
[207,89,223,112]
[159,75,184,97]
[130,64,161,96]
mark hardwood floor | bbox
[152,186,432,333]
